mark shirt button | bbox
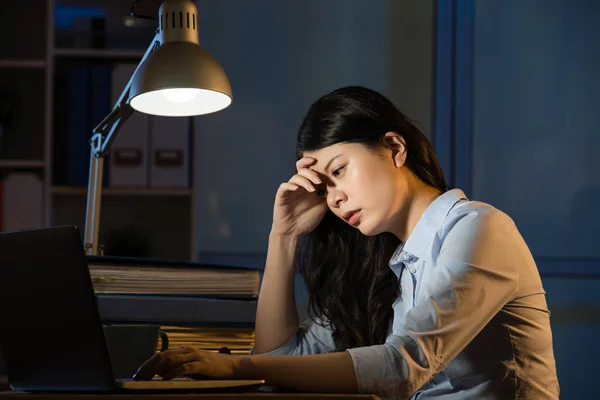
[408,266,417,274]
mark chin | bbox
[360,228,382,237]
[357,221,382,236]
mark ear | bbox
[382,132,407,168]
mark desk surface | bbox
[0,391,379,400]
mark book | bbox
[97,294,257,325]
[157,326,255,355]
[88,255,261,298]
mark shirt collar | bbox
[389,189,468,265]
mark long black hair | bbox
[296,86,446,351]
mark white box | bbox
[149,116,190,188]
[2,172,43,232]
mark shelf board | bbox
[0,160,45,169]
[0,60,46,69]
[52,186,192,197]
[53,48,144,60]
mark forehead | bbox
[303,143,354,173]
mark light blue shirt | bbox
[256,189,560,399]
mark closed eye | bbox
[332,166,345,177]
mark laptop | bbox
[0,225,264,392]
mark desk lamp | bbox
[84,0,232,255]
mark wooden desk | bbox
[0,392,379,400]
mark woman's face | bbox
[303,134,410,236]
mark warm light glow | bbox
[130,88,232,116]
[162,88,200,104]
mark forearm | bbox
[254,233,300,354]
[237,352,359,393]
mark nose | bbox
[327,188,347,208]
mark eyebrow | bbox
[323,154,343,174]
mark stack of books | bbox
[158,326,255,355]
[88,256,261,354]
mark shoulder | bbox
[434,199,520,257]
[440,199,517,237]
[429,200,523,283]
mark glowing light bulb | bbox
[161,88,200,104]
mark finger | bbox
[133,347,195,380]
[152,353,202,379]
[277,182,299,194]
[296,167,322,185]
[132,354,164,380]
[296,157,316,172]
[288,174,316,193]
[162,361,206,381]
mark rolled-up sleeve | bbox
[347,210,520,399]
[251,317,336,356]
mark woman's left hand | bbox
[132,347,240,381]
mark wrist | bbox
[232,355,259,380]
[269,231,300,247]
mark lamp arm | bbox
[83,30,160,256]
[98,30,161,153]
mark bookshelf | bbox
[0,0,198,262]
[0,160,46,169]
[0,60,47,69]
[53,48,145,59]
[52,186,193,196]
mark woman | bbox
[134,86,560,399]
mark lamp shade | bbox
[129,41,232,117]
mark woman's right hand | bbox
[271,157,328,238]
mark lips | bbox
[342,210,362,226]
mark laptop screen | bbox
[0,226,115,391]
